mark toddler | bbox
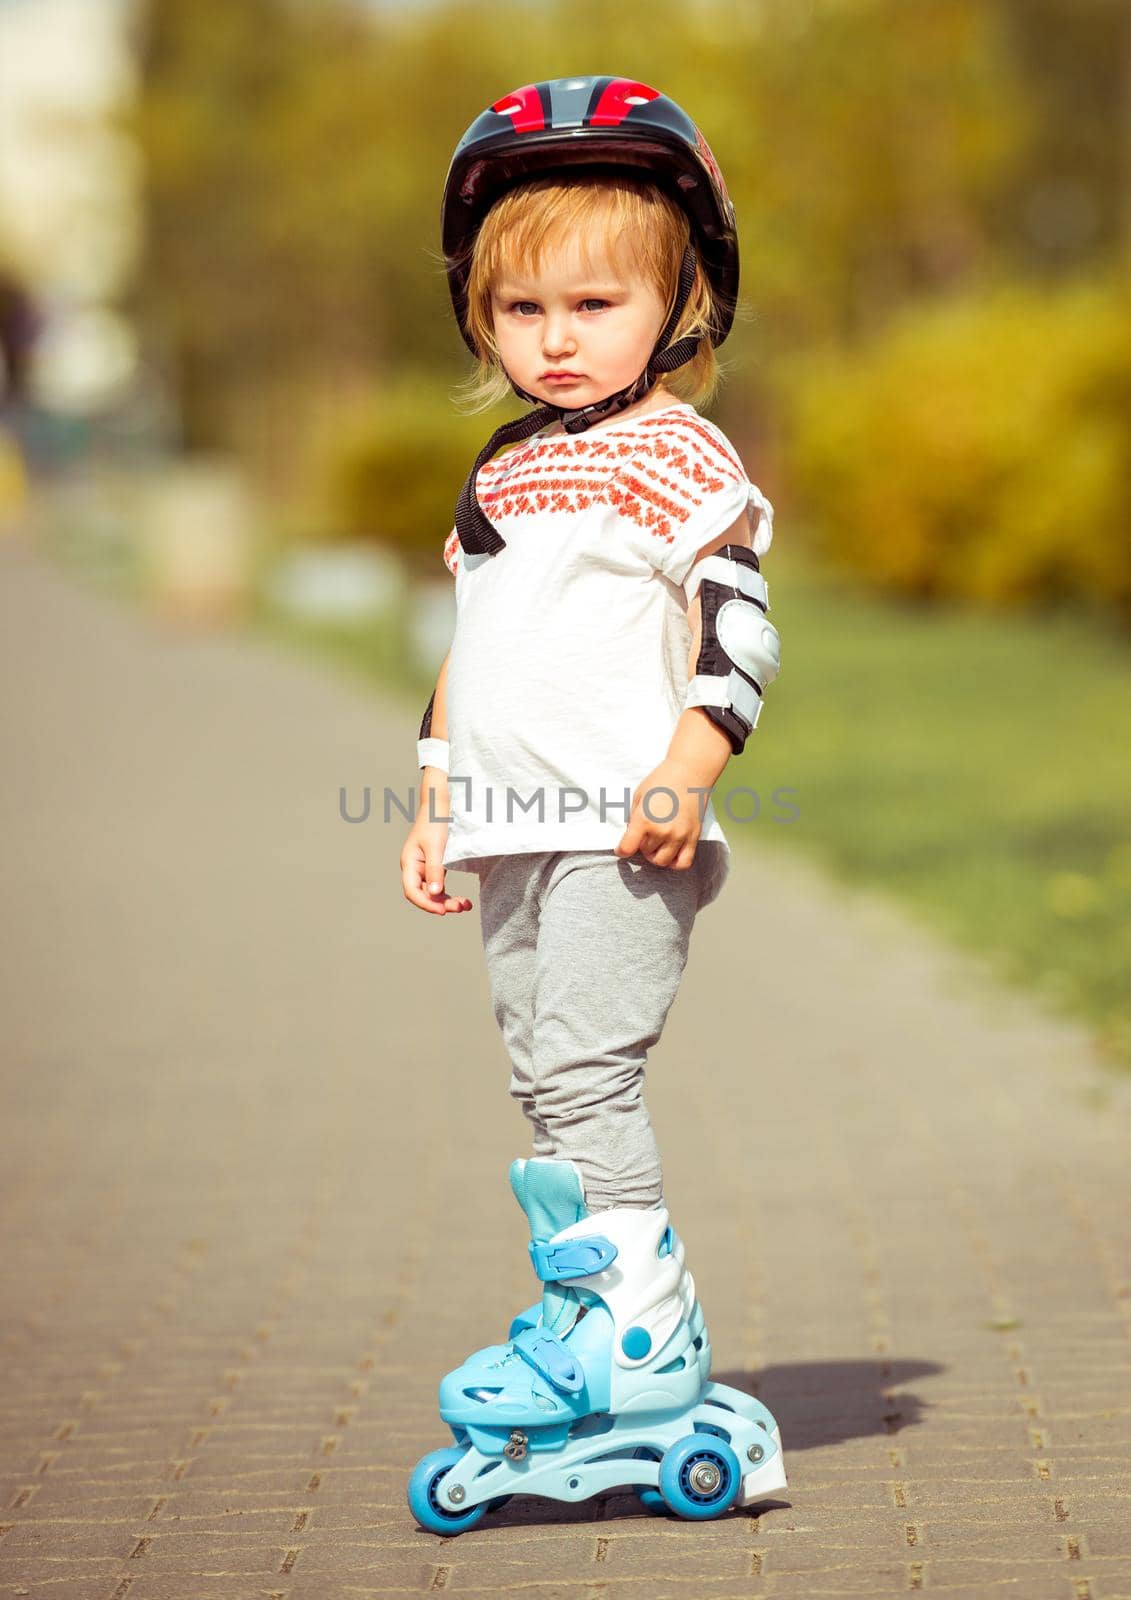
[401,75,784,1530]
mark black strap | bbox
[454,244,700,559]
[653,244,698,362]
[454,404,556,558]
[418,688,436,740]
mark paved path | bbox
[1,535,1129,1600]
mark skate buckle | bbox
[529,1235,617,1282]
[512,1325,584,1395]
[503,1429,528,1461]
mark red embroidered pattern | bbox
[442,413,746,575]
[443,526,460,575]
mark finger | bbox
[433,891,473,914]
[648,831,692,869]
[432,872,473,913]
[616,817,647,857]
[636,826,664,862]
[401,849,449,914]
[405,883,470,916]
[400,849,427,906]
[403,873,445,913]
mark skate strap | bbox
[529,1236,618,1282]
[511,1326,584,1395]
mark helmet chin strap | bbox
[455,244,700,558]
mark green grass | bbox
[738,540,1131,1068]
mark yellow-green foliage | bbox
[777,277,1131,617]
[319,374,515,572]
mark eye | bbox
[580,298,609,312]
[510,301,539,316]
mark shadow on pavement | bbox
[714,1359,945,1449]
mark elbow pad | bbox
[417,689,450,772]
[683,544,781,755]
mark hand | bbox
[614,759,707,871]
[401,809,473,916]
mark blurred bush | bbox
[314,372,514,573]
[777,274,1131,619]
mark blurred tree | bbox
[991,0,1131,273]
[736,0,1030,352]
[128,0,395,464]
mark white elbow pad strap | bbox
[683,544,781,755]
[684,549,770,610]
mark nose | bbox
[541,309,576,360]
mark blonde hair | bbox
[449,175,732,414]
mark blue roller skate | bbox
[407,1157,786,1533]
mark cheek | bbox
[496,319,531,350]
[492,322,521,362]
[604,314,658,361]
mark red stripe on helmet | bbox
[492,85,546,133]
[588,79,660,128]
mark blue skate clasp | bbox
[511,1325,584,1395]
[530,1235,617,1280]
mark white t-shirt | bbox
[437,399,774,912]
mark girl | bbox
[401,76,784,1528]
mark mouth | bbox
[543,372,584,382]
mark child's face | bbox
[490,237,669,409]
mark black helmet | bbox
[444,75,739,558]
[442,75,739,358]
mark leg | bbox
[475,852,556,1156]
[529,850,706,1211]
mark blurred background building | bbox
[0,0,173,472]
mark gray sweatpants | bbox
[473,848,711,1211]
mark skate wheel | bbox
[658,1435,742,1520]
[629,1445,666,1513]
[407,1446,487,1535]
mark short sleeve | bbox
[610,417,774,586]
[442,526,460,577]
